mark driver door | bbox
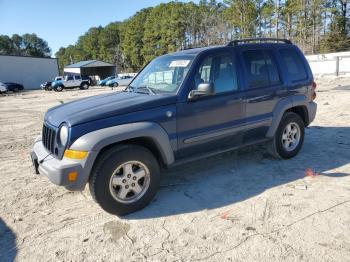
[176,52,246,159]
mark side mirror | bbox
[188,82,215,100]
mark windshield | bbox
[129,55,195,94]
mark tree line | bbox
[0,33,51,57]
[3,0,350,72]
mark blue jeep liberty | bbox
[31,38,317,215]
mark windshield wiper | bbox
[124,86,135,92]
[135,85,156,95]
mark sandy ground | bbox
[0,79,349,262]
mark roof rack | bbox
[227,38,292,46]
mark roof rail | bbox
[227,38,292,46]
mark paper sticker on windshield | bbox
[169,60,190,67]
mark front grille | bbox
[42,124,56,154]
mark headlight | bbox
[59,125,68,146]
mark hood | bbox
[44,91,177,127]
[52,80,63,86]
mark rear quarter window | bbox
[279,48,308,82]
[242,49,281,89]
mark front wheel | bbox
[55,85,63,92]
[89,145,160,216]
[268,112,305,159]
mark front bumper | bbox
[30,136,96,191]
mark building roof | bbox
[0,54,57,60]
[65,60,115,68]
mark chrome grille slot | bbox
[42,124,56,154]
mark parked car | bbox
[51,75,90,92]
[0,81,7,93]
[31,38,317,216]
[98,76,116,86]
[106,75,134,87]
[41,76,64,91]
[40,81,52,91]
[4,82,24,92]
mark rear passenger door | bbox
[74,75,82,87]
[65,76,75,88]
[240,48,286,143]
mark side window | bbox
[196,53,238,94]
[264,51,280,85]
[198,57,212,83]
[75,75,81,80]
[243,50,280,89]
[279,49,307,82]
[67,76,73,81]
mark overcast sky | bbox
[0,0,198,55]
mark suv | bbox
[31,39,317,215]
[52,75,90,92]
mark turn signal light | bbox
[312,92,317,100]
[68,171,78,182]
[64,149,88,159]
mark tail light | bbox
[312,81,317,89]
[311,81,317,100]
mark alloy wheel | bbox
[109,161,150,204]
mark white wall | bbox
[306,51,350,76]
[0,55,59,89]
[63,68,81,74]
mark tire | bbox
[80,82,89,90]
[89,144,161,216]
[268,112,305,159]
[55,85,63,92]
[113,82,119,87]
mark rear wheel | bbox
[80,82,89,90]
[89,145,160,216]
[268,112,305,159]
[113,82,119,87]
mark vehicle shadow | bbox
[128,126,350,219]
[0,218,17,262]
